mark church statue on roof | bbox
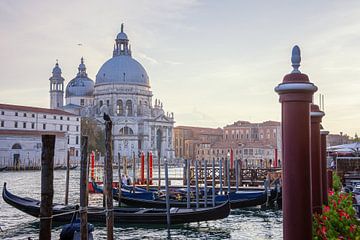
[49,24,175,159]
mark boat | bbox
[54,165,78,170]
[91,181,154,200]
[2,182,230,224]
[0,166,7,172]
[118,188,268,209]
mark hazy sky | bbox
[0,1,359,137]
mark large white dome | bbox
[95,25,150,87]
[95,55,149,87]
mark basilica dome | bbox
[95,24,150,87]
[66,58,94,98]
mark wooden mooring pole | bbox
[39,135,55,240]
[104,115,114,240]
[195,159,199,208]
[164,157,171,228]
[212,158,215,207]
[186,159,191,208]
[80,136,89,240]
[203,160,207,207]
[321,130,329,205]
[146,152,150,191]
[118,153,121,207]
[64,150,70,205]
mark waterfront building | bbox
[0,103,81,168]
[327,133,352,146]
[173,126,223,160]
[195,141,277,168]
[174,121,281,166]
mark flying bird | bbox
[77,43,83,46]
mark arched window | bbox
[126,100,132,116]
[12,143,22,149]
[116,100,123,116]
[119,126,134,135]
[99,100,103,107]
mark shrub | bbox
[313,191,360,240]
[333,173,342,193]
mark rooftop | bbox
[0,103,77,116]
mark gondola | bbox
[117,188,268,209]
[2,182,230,224]
[91,181,154,200]
[54,165,78,170]
[0,166,7,171]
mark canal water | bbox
[0,170,282,240]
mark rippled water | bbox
[0,170,282,240]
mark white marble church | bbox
[51,24,175,159]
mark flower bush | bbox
[313,181,360,239]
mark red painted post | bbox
[91,151,95,180]
[149,151,153,185]
[230,148,234,169]
[274,148,278,168]
[310,104,324,214]
[141,152,145,184]
[321,130,329,205]
[275,46,317,240]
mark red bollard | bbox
[275,46,317,240]
[310,104,325,214]
[140,152,145,184]
[230,148,234,169]
[321,130,329,205]
[149,151,153,185]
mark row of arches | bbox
[99,99,133,116]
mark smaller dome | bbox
[66,78,94,97]
[65,58,94,98]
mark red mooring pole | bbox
[230,149,234,169]
[141,152,145,184]
[91,151,95,180]
[149,151,153,185]
[321,130,329,205]
[275,45,317,240]
[311,104,325,214]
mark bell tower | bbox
[49,61,64,109]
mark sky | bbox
[0,1,359,137]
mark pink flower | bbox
[329,190,334,196]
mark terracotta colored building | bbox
[173,126,223,160]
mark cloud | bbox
[137,53,159,65]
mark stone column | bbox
[275,46,317,240]
[321,130,329,205]
[310,104,325,214]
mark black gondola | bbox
[0,166,7,171]
[116,190,268,209]
[2,182,230,225]
[54,165,78,170]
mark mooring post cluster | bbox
[275,46,330,239]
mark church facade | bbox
[51,24,175,159]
